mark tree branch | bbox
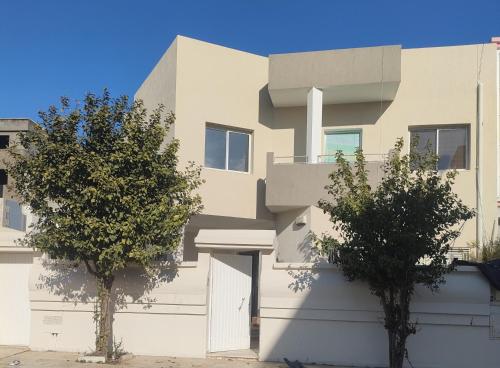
[83,259,98,277]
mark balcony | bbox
[265,152,384,212]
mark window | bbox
[204,126,250,172]
[0,135,9,149]
[410,126,468,170]
[323,130,361,162]
[0,170,7,186]
[0,169,7,198]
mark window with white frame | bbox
[409,126,468,170]
[322,129,361,162]
[204,125,251,172]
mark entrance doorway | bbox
[208,252,260,357]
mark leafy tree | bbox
[317,138,473,368]
[7,91,203,360]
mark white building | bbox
[1,37,500,367]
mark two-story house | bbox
[134,36,500,364]
[3,37,500,368]
[136,36,498,264]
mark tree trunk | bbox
[95,275,114,360]
[382,288,412,368]
[388,329,406,368]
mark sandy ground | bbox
[0,347,346,368]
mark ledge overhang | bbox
[268,45,401,107]
[195,229,276,250]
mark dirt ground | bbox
[0,347,346,368]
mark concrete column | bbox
[306,87,323,163]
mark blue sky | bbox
[1,0,499,120]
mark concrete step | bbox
[207,349,259,361]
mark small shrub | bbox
[470,238,500,262]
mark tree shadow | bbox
[287,265,320,293]
[37,257,96,304]
[36,254,182,354]
[37,256,180,308]
[287,233,325,292]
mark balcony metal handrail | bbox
[273,153,387,165]
[317,153,387,163]
[447,247,470,262]
[273,155,308,164]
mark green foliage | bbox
[8,91,202,276]
[470,238,500,262]
[7,90,203,358]
[480,239,500,262]
[317,138,473,368]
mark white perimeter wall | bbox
[259,252,500,368]
[29,253,210,357]
[0,250,32,346]
[19,248,500,367]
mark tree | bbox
[317,138,474,368]
[7,91,203,360]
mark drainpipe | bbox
[476,81,483,256]
[496,47,500,240]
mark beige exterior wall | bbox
[135,39,178,143]
[136,36,274,224]
[268,45,401,106]
[174,37,274,222]
[135,37,498,260]
[270,43,498,258]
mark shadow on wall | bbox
[258,85,306,158]
[258,85,393,158]
[37,255,181,350]
[182,230,199,262]
[256,178,274,221]
[275,208,319,263]
[262,252,500,367]
[261,256,388,366]
[323,101,391,127]
[296,230,317,263]
[258,85,274,129]
[38,256,180,306]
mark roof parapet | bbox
[0,119,37,132]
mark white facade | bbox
[1,38,500,368]
[13,247,500,368]
[0,247,32,346]
[259,255,500,367]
